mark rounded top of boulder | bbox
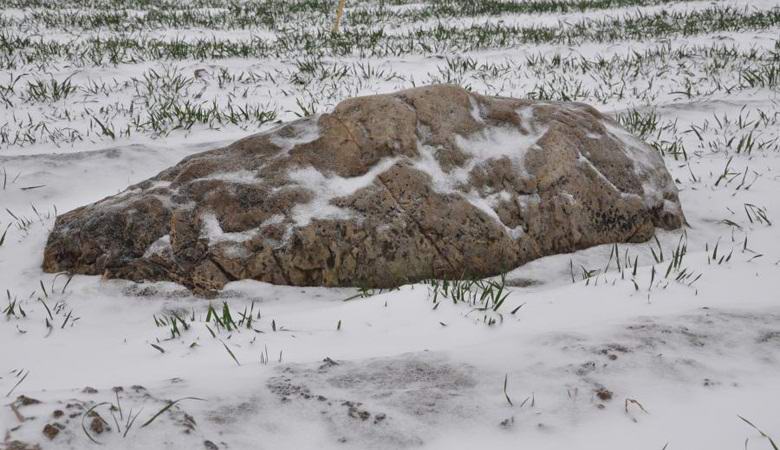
[43,84,685,294]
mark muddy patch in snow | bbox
[527,308,780,408]
[265,353,478,448]
[2,384,209,450]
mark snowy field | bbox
[1,0,779,448]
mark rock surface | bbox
[43,85,684,292]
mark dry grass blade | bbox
[123,408,144,438]
[10,403,25,422]
[503,374,513,406]
[625,398,649,414]
[0,223,10,246]
[738,415,779,450]
[220,340,240,366]
[5,370,29,397]
[81,402,111,444]
[510,303,526,314]
[20,185,45,191]
[38,297,53,320]
[61,275,73,294]
[60,310,73,328]
[140,397,204,428]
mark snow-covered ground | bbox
[1,0,779,449]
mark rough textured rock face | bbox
[43,85,684,293]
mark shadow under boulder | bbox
[43,84,684,293]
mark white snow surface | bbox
[1,0,780,449]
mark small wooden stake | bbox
[332,0,347,33]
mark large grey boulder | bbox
[43,85,684,293]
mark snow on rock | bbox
[41,84,684,293]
